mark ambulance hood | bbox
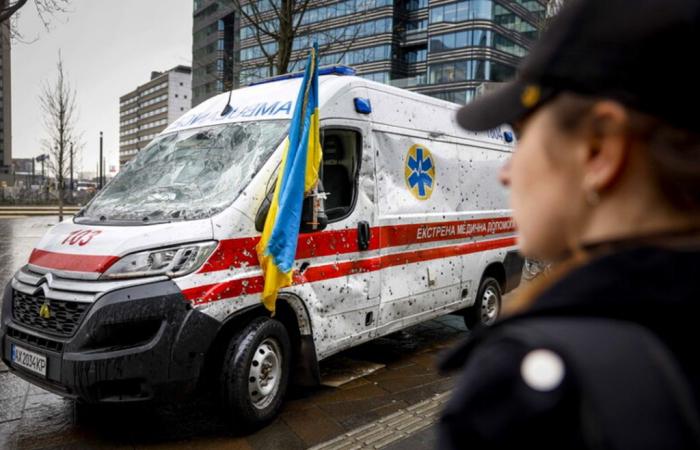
[28,218,214,280]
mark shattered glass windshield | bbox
[77,120,288,224]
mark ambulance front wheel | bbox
[463,277,502,329]
[220,316,291,430]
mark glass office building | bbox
[193,0,545,106]
[0,13,11,173]
[193,0,238,106]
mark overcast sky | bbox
[11,0,192,176]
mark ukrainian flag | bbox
[256,44,323,314]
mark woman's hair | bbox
[550,93,700,212]
[505,93,700,316]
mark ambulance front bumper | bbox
[0,279,220,403]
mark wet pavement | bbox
[0,217,469,449]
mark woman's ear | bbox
[580,101,630,194]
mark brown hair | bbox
[505,93,700,316]
[552,93,700,212]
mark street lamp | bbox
[99,132,103,190]
[69,140,74,197]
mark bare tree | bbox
[1,0,69,25]
[40,52,79,221]
[0,0,29,23]
[1,0,70,41]
[233,0,312,77]
[232,0,365,82]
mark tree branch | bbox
[0,0,29,24]
[232,0,279,40]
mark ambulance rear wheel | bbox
[220,316,291,430]
[463,277,502,329]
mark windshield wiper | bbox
[73,216,172,226]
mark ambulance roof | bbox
[163,68,515,148]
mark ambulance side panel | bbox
[366,84,516,335]
[367,86,464,335]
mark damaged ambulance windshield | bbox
[77,120,289,224]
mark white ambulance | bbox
[1,66,522,428]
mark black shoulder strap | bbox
[500,317,700,450]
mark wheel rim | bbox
[480,286,500,325]
[248,338,282,410]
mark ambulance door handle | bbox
[358,221,371,251]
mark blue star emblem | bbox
[407,147,434,198]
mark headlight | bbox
[101,241,217,280]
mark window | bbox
[295,0,392,26]
[430,0,493,23]
[360,71,391,83]
[428,59,515,84]
[317,45,391,66]
[321,129,361,221]
[241,20,278,39]
[241,42,278,61]
[494,5,538,39]
[493,33,527,57]
[406,0,428,11]
[429,29,524,56]
[490,61,516,81]
[406,19,428,32]
[240,66,273,85]
[404,49,427,64]
[512,0,545,15]
[175,94,179,98]
[293,18,392,51]
[429,89,475,104]
[242,0,280,16]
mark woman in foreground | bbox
[439,0,700,448]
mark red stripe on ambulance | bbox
[198,217,515,273]
[28,249,120,273]
[26,217,515,275]
[182,236,517,305]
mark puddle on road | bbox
[320,357,385,388]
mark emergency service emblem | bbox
[405,144,436,200]
[39,302,51,319]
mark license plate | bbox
[11,344,47,377]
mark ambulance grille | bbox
[12,290,90,337]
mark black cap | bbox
[457,0,700,132]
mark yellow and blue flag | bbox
[256,43,323,314]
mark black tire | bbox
[463,277,502,329]
[220,316,291,430]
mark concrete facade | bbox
[118,66,192,166]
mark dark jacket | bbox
[438,241,700,449]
